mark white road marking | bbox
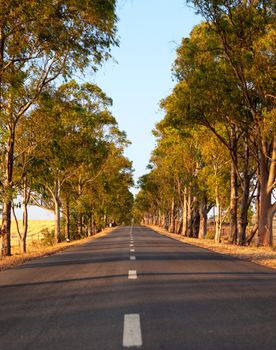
[130,256,136,260]
[130,248,135,252]
[123,314,142,347]
[128,270,137,279]
[130,243,134,247]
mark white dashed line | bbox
[130,256,136,261]
[130,243,134,247]
[130,248,135,252]
[128,270,137,279]
[123,314,143,348]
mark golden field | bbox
[11,219,55,252]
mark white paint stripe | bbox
[130,256,136,260]
[123,314,142,347]
[130,243,134,247]
[130,248,135,252]
[128,270,137,279]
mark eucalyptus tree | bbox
[161,22,249,243]
[0,0,118,255]
[135,172,161,226]
[152,122,204,236]
[161,13,275,244]
[22,81,120,243]
[9,114,49,253]
[197,128,230,242]
[71,130,133,235]
[189,0,275,245]
[94,145,134,226]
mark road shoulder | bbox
[0,227,116,272]
[146,224,276,270]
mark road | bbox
[1,226,276,350]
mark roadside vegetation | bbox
[1,225,115,271]
[148,225,276,270]
[0,1,133,257]
[134,0,275,247]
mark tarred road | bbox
[1,226,276,349]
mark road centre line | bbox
[130,248,135,252]
[123,314,143,347]
[128,270,137,279]
[130,256,136,260]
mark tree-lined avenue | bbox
[1,226,276,349]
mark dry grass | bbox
[11,219,55,253]
[0,227,115,271]
[147,225,276,270]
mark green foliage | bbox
[0,0,119,255]
[135,0,275,246]
[41,228,56,247]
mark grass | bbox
[10,219,55,253]
[147,225,276,270]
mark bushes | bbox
[41,228,57,246]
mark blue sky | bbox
[27,0,201,219]
[92,0,201,192]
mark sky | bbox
[25,0,202,220]
[93,0,201,191]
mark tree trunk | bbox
[229,125,238,243]
[54,178,62,242]
[268,203,276,244]
[182,187,187,235]
[154,211,158,226]
[55,201,61,242]
[258,134,275,246]
[238,141,250,244]
[21,176,30,253]
[186,189,192,237]
[1,125,15,257]
[78,214,83,237]
[1,202,12,256]
[168,197,176,233]
[199,197,208,239]
[215,191,221,243]
[89,210,95,236]
[65,199,70,241]
[192,200,200,238]
[161,212,166,228]
[77,180,83,237]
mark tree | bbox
[0,0,118,255]
[189,0,275,245]
[25,81,121,243]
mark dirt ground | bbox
[0,227,115,271]
[147,225,276,270]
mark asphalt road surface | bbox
[1,226,276,350]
